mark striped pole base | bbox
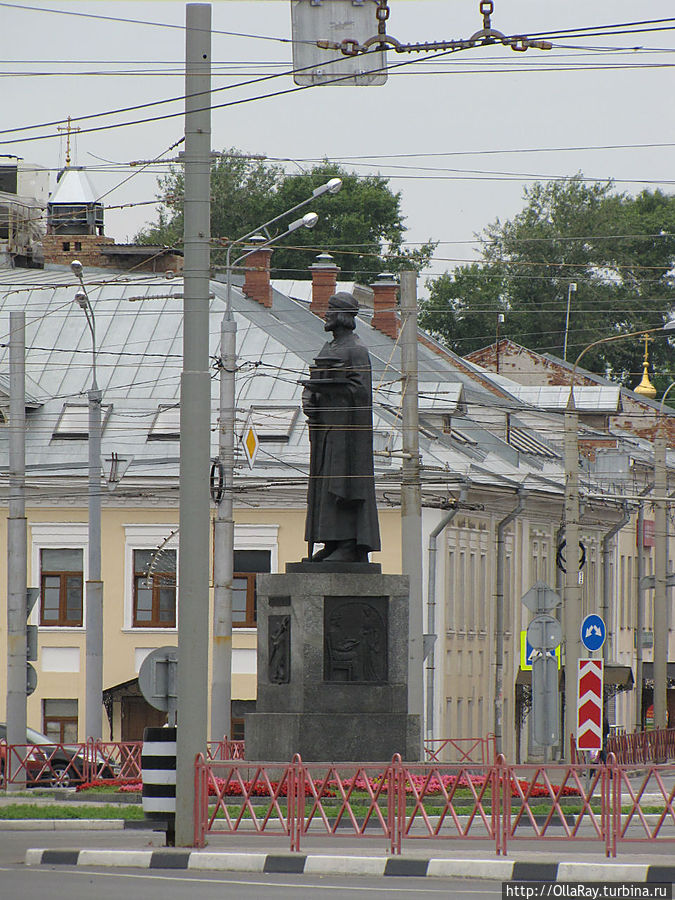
[142,726,176,819]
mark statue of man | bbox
[302,292,381,563]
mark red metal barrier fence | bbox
[193,753,675,857]
[571,728,675,766]
[423,734,496,765]
[0,737,242,788]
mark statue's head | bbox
[325,292,358,332]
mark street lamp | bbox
[71,259,103,741]
[652,382,675,738]
[563,321,675,758]
[211,183,339,741]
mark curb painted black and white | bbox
[24,849,675,882]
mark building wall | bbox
[1,501,401,740]
[41,234,183,273]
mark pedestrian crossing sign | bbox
[520,630,561,671]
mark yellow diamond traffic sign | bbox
[242,418,259,469]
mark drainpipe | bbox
[601,503,631,667]
[495,488,526,757]
[426,482,469,745]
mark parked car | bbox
[0,724,117,787]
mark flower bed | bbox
[77,770,581,799]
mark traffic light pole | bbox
[6,310,27,790]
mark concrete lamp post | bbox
[71,260,104,741]
[210,181,341,742]
[563,282,577,362]
[563,319,675,759]
[653,381,675,738]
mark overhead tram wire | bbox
[0,39,464,141]
[0,1,309,45]
[4,2,675,45]
[4,15,675,146]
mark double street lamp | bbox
[210,178,341,741]
[71,259,103,741]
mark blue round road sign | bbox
[580,614,606,652]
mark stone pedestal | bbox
[245,572,421,761]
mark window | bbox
[62,241,70,251]
[74,241,82,251]
[52,402,112,440]
[40,548,83,626]
[43,699,78,743]
[230,717,245,741]
[148,405,180,441]
[233,549,271,627]
[133,549,176,628]
[247,406,298,443]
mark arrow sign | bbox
[580,614,606,653]
[577,659,603,751]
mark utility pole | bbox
[85,365,103,741]
[71,260,103,740]
[6,310,27,790]
[653,423,668,736]
[563,397,582,760]
[399,270,423,758]
[635,501,646,732]
[176,2,211,847]
[211,315,235,741]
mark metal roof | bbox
[491,380,622,413]
[0,265,570,498]
[49,168,101,206]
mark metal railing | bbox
[193,753,675,857]
[423,734,496,764]
[0,737,241,788]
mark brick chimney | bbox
[370,273,399,339]
[309,253,340,317]
[242,237,273,308]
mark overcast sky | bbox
[3,0,675,282]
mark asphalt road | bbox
[0,864,503,899]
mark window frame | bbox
[232,571,258,628]
[132,548,177,628]
[230,526,279,629]
[31,524,88,632]
[123,525,179,632]
[40,553,83,627]
[43,699,79,744]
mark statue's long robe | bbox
[304,331,381,552]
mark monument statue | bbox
[301,292,381,563]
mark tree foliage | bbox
[419,176,675,386]
[137,150,435,283]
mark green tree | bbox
[137,150,435,283]
[420,176,675,384]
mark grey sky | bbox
[3,0,675,282]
